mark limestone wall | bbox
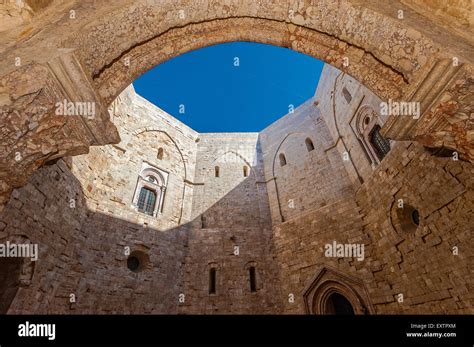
[314,64,391,186]
[0,65,472,315]
[180,132,280,313]
[259,98,356,225]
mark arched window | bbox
[243,166,248,177]
[249,266,257,292]
[126,250,149,273]
[305,138,315,152]
[215,166,220,177]
[157,148,164,160]
[279,153,287,167]
[209,268,217,294]
[132,166,167,217]
[369,124,391,160]
[137,187,156,215]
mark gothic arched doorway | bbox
[303,267,374,315]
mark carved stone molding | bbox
[382,60,473,161]
[0,52,120,211]
[303,266,374,315]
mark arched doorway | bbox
[0,257,23,314]
[303,267,374,315]
[324,292,355,315]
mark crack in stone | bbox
[91,15,408,85]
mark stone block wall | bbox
[0,65,472,315]
[259,98,355,224]
[180,132,281,313]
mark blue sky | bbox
[133,42,324,133]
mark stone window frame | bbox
[245,261,259,293]
[389,196,423,235]
[206,262,220,296]
[131,163,168,217]
[355,106,391,167]
[126,249,150,273]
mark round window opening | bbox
[127,256,140,272]
[391,201,422,234]
[126,250,149,273]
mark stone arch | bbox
[92,17,409,105]
[1,0,472,210]
[43,0,454,106]
[303,266,374,315]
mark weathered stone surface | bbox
[0,0,472,314]
[0,0,473,209]
[0,66,472,314]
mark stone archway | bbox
[303,266,374,315]
[0,0,472,210]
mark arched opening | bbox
[324,293,355,315]
[305,138,315,152]
[0,257,23,314]
[249,266,257,293]
[209,268,217,295]
[243,166,248,177]
[1,1,472,317]
[215,166,220,178]
[279,153,287,167]
[127,250,149,273]
[391,202,422,234]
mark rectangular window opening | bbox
[209,268,216,294]
[249,267,257,293]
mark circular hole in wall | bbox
[391,202,421,234]
[127,257,139,271]
[127,250,149,273]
